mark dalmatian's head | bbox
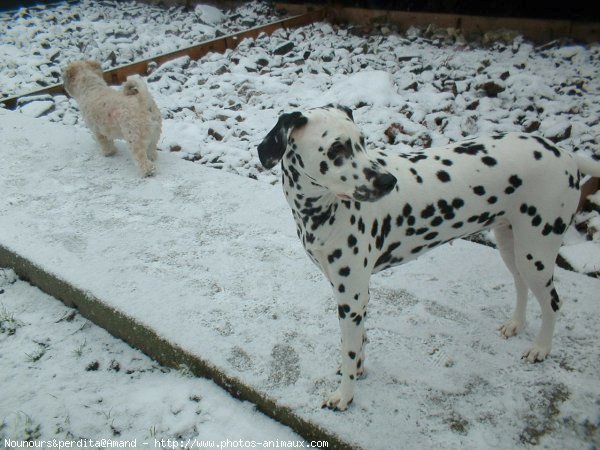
[258,105,397,202]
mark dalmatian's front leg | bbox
[322,274,370,411]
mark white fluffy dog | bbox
[63,60,162,177]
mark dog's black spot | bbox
[416,227,429,235]
[338,304,351,319]
[411,245,424,254]
[328,249,342,264]
[478,212,491,224]
[348,351,356,359]
[371,219,379,237]
[431,216,444,227]
[406,228,415,236]
[442,159,453,166]
[535,261,545,271]
[421,204,436,219]
[403,204,413,217]
[424,232,438,240]
[481,156,497,167]
[452,221,463,228]
[454,142,487,155]
[363,167,378,181]
[532,215,542,227]
[527,253,533,260]
[409,154,428,163]
[553,217,567,235]
[376,215,392,250]
[542,224,553,236]
[533,151,542,160]
[320,161,328,174]
[452,198,465,209]
[507,175,523,193]
[407,216,416,226]
[532,135,561,157]
[352,314,362,325]
[551,288,560,312]
[339,267,351,277]
[338,284,346,293]
[527,205,537,216]
[348,234,358,247]
[487,196,498,204]
[473,186,486,196]
[358,217,366,234]
[437,170,451,182]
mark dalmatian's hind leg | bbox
[511,221,568,362]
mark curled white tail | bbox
[123,75,148,96]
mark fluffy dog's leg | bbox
[131,141,155,177]
[494,223,529,338]
[95,133,117,157]
[146,127,160,162]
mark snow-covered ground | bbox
[1,1,599,448]
[0,268,305,446]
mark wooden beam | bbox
[275,2,600,43]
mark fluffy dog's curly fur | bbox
[63,60,162,177]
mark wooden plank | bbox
[0,10,324,108]
[275,2,599,43]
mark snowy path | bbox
[1,109,599,448]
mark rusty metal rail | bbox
[0,9,324,109]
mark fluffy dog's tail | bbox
[122,75,157,110]
[573,153,600,177]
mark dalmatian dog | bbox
[258,105,600,411]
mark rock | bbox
[478,81,505,97]
[522,120,540,133]
[273,42,294,56]
[208,128,223,141]
[384,123,404,144]
[466,100,480,110]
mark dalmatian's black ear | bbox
[258,111,308,169]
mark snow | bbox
[0,268,303,444]
[1,1,600,448]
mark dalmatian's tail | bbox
[573,153,600,178]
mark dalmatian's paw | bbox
[322,389,353,411]
[522,344,550,363]
[499,319,524,338]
